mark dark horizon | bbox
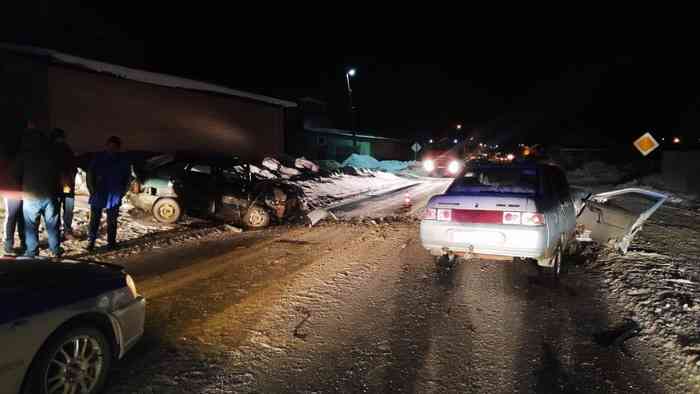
[4,3,700,147]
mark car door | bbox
[180,163,217,211]
[0,287,42,394]
[576,188,668,253]
[540,166,560,253]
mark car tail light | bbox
[502,211,521,225]
[521,212,545,226]
[423,208,437,220]
[437,208,452,221]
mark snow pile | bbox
[261,157,301,178]
[567,161,625,185]
[342,154,381,169]
[341,154,414,173]
[292,170,414,209]
[248,165,277,179]
[294,157,319,173]
[376,160,416,172]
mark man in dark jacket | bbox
[0,149,27,255]
[87,136,130,251]
[50,128,77,239]
[1,123,26,256]
[15,128,63,258]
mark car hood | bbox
[0,259,127,324]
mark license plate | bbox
[451,231,504,245]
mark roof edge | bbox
[0,43,298,108]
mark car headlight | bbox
[423,159,435,172]
[126,274,139,298]
[448,160,460,174]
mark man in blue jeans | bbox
[1,119,26,256]
[87,136,130,251]
[15,126,63,258]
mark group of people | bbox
[1,120,131,258]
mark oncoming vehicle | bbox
[129,154,304,228]
[0,258,145,394]
[420,162,576,276]
[421,139,464,177]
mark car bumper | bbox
[111,296,146,358]
[420,220,547,260]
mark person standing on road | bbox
[86,136,130,251]
[15,124,63,258]
[51,128,77,239]
[1,120,26,256]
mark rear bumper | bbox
[420,220,547,261]
[111,296,146,358]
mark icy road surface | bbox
[100,178,690,393]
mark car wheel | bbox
[541,244,563,280]
[152,198,182,224]
[243,205,270,228]
[24,326,112,394]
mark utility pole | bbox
[346,68,356,151]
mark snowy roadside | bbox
[0,170,417,261]
[567,163,700,390]
[576,205,700,391]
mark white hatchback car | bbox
[420,162,576,275]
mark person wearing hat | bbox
[51,128,77,239]
[86,136,130,251]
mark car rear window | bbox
[448,166,539,195]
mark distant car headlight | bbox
[126,274,139,298]
[423,159,435,172]
[447,160,460,174]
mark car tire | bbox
[541,243,563,280]
[152,198,182,224]
[23,326,112,394]
[435,254,456,270]
[243,205,270,229]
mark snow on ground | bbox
[0,169,415,259]
[341,154,415,173]
[617,175,699,208]
[291,170,416,210]
[566,161,626,185]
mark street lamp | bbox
[429,139,434,144]
[346,68,357,150]
[456,124,462,130]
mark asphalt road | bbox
[102,178,672,394]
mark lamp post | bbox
[346,68,357,150]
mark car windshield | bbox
[448,166,539,195]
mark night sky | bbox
[5,2,700,147]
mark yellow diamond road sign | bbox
[634,132,660,156]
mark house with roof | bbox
[0,44,297,163]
